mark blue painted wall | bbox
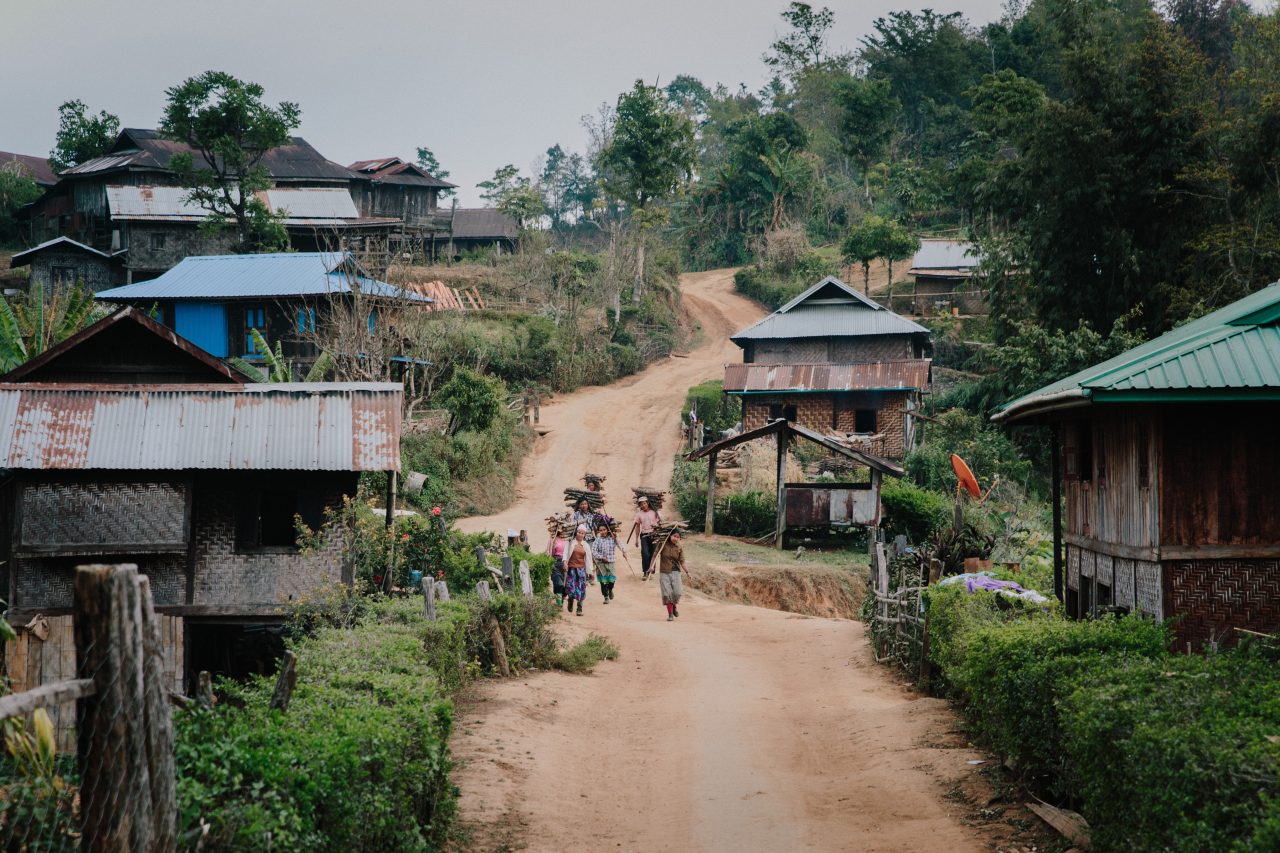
[174,302,229,357]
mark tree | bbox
[48,100,120,173]
[0,170,40,245]
[836,77,900,200]
[478,164,544,230]
[764,3,846,77]
[598,80,695,299]
[881,219,920,292]
[230,328,331,382]
[840,214,895,294]
[415,146,454,199]
[159,71,301,253]
[434,366,506,435]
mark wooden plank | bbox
[423,577,437,621]
[519,560,533,597]
[1026,801,1091,849]
[704,450,718,536]
[138,575,177,850]
[0,678,95,720]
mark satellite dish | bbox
[951,454,981,499]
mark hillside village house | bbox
[94,252,432,371]
[8,236,121,294]
[724,276,932,460]
[0,307,401,728]
[905,239,984,316]
[995,281,1280,650]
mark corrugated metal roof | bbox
[0,382,401,471]
[348,157,457,189]
[107,185,364,223]
[911,239,979,270]
[723,360,931,392]
[95,252,433,303]
[0,151,58,186]
[10,236,112,268]
[447,208,519,240]
[732,276,929,342]
[998,280,1280,420]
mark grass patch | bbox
[553,634,620,674]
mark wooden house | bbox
[94,251,432,370]
[995,281,1280,650]
[905,239,985,316]
[8,236,121,293]
[724,276,932,459]
[0,307,401,715]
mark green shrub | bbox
[716,491,776,537]
[510,545,554,595]
[670,456,707,530]
[555,633,620,674]
[905,409,1036,496]
[940,607,1167,792]
[176,604,455,851]
[682,380,740,434]
[1059,645,1280,852]
[880,477,951,544]
[420,594,560,693]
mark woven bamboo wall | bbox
[1166,559,1280,651]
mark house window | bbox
[854,409,877,434]
[150,232,167,251]
[236,489,326,551]
[243,306,267,356]
[768,403,797,422]
[367,308,378,334]
[295,307,316,334]
[51,265,77,288]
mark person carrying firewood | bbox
[657,529,690,621]
[629,495,661,580]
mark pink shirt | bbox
[634,509,660,534]
[551,537,568,558]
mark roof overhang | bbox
[687,418,903,477]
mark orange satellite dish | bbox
[951,454,981,499]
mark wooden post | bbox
[74,564,164,853]
[519,560,533,597]
[138,575,177,850]
[384,471,398,594]
[775,427,789,550]
[488,617,510,677]
[501,555,515,586]
[1050,422,1064,604]
[435,580,450,602]
[704,450,718,536]
[476,580,492,601]
[920,558,942,683]
[423,577,437,621]
[269,650,297,712]
[474,546,487,576]
[196,671,214,709]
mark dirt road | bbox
[452,270,1007,851]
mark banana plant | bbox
[230,328,332,382]
[0,280,98,373]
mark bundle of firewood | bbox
[564,487,606,510]
[545,511,577,538]
[582,473,606,489]
[631,486,666,510]
[650,520,689,553]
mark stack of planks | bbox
[404,280,486,311]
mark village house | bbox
[0,307,402,710]
[439,207,520,258]
[995,281,1280,650]
[724,276,932,459]
[347,157,458,262]
[25,129,400,281]
[8,236,121,294]
[93,251,432,370]
[904,239,984,316]
[0,150,58,189]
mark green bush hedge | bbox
[879,477,951,544]
[682,380,740,435]
[920,581,1280,851]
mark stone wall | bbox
[123,223,234,277]
[30,251,115,293]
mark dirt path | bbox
[451,270,1009,852]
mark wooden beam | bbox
[775,429,789,549]
[269,651,297,712]
[704,450,718,536]
[0,678,95,721]
[1051,423,1064,602]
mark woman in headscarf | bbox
[571,497,598,541]
[546,525,570,606]
[563,524,594,616]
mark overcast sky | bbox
[2,0,1008,205]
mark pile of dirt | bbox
[688,563,865,619]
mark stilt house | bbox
[995,281,1280,650]
[0,308,402,713]
[724,276,932,460]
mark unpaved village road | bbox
[453,270,995,852]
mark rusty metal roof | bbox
[723,360,932,393]
[0,382,402,471]
[106,185,391,225]
[0,151,58,186]
[348,157,456,189]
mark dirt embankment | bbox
[688,563,865,619]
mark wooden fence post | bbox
[518,560,533,597]
[196,672,214,709]
[423,577,437,621]
[501,555,514,587]
[435,580,450,602]
[75,563,176,853]
[704,450,718,536]
[920,559,943,683]
[476,581,492,601]
[269,651,297,712]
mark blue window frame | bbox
[367,308,377,334]
[295,307,316,334]
[243,306,267,356]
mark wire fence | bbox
[1,564,176,851]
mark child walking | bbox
[591,522,628,604]
[658,530,690,621]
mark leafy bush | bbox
[715,491,776,537]
[419,594,560,693]
[435,366,506,434]
[682,380,740,434]
[939,605,1167,792]
[1059,645,1280,853]
[905,408,1035,495]
[176,604,456,851]
[879,477,951,544]
[670,456,707,530]
[511,544,554,595]
[733,254,841,310]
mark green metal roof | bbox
[996,281,1280,421]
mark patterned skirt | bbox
[565,567,587,601]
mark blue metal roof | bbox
[95,253,432,303]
